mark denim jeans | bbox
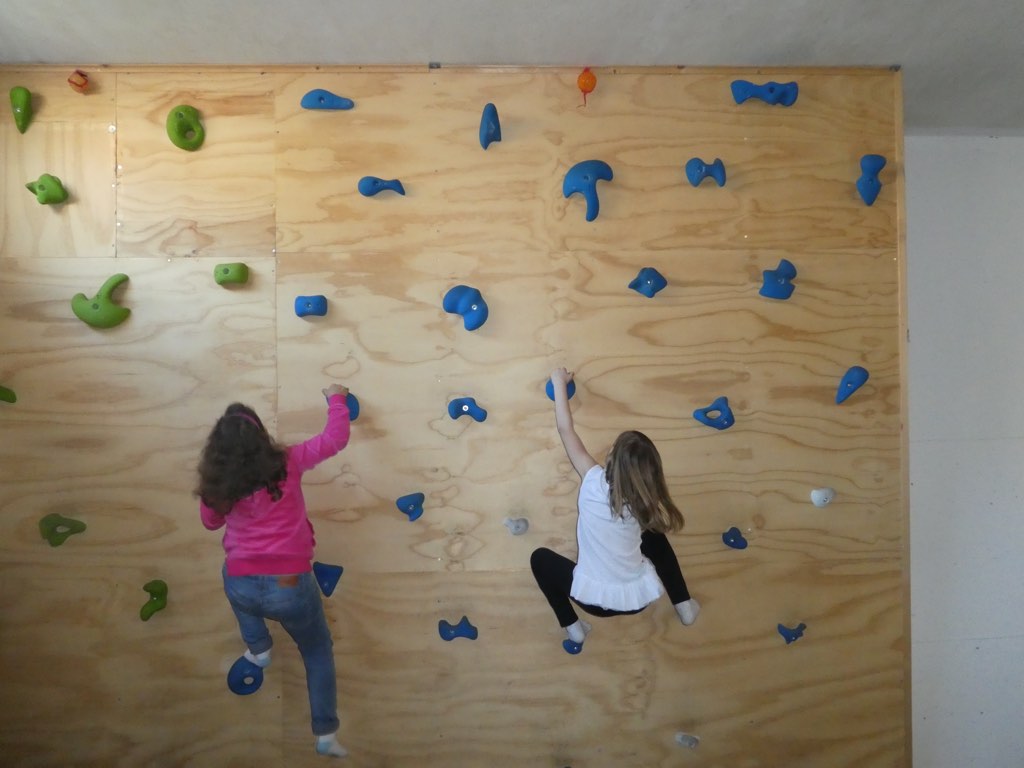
[222,567,339,735]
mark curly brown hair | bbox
[194,403,288,514]
[605,430,684,533]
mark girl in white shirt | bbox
[531,367,700,653]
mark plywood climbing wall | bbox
[0,65,908,768]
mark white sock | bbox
[675,598,701,626]
[244,649,271,668]
[315,733,348,758]
[565,619,592,644]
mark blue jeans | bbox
[222,567,339,735]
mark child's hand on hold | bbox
[322,384,350,399]
[550,367,574,389]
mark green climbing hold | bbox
[0,385,15,404]
[10,86,32,133]
[166,104,205,151]
[25,174,69,205]
[71,273,131,329]
[141,580,168,621]
[38,513,87,547]
[214,262,249,286]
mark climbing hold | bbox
[25,174,68,205]
[503,517,529,535]
[778,622,806,644]
[300,89,355,110]
[856,154,886,206]
[448,397,487,422]
[395,492,425,522]
[545,378,576,401]
[562,639,583,655]
[628,267,667,298]
[577,67,597,106]
[836,366,869,404]
[0,385,16,404]
[730,80,798,107]
[358,176,405,197]
[9,86,32,133]
[227,655,264,695]
[693,396,735,430]
[214,263,249,286]
[442,285,488,331]
[140,579,168,621]
[68,70,90,94]
[71,273,131,329]
[675,733,701,750]
[439,615,479,641]
[721,526,748,550]
[294,295,328,317]
[312,561,344,597]
[166,105,205,151]
[479,102,501,149]
[563,160,613,222]
[811,487,835,507]
[345,392,360,421]
[685,157,726,187]
[760,259,797,300]
[38,512,86,546]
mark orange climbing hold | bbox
[577,67,597,106]
[67,70,89,94]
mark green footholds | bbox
[0,386,15,404]
[25,174,69,205]
[214,262,249,286]
[38,513,87,547]
[10,86,32,133]
[71,273,131,329]
[140,580,168,621]
[166,104,205,151]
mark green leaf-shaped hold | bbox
[0,385,15,404]
[25,173,69,205]
[141,580,168,621]
[10,86,32,133]
[39,513,87,546]
[166,104,205,150]
[71,273,131,328]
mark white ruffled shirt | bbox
[570,465,664,610]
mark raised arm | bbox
[290,385,352,473]
[550,367,597,478]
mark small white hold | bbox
[811,487,835,507]
[675,732,700,749]
[503,517,529,535]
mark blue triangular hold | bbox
[312,561,344,597]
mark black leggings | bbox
[530,531,691,628]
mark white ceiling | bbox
[1,0,1022,135]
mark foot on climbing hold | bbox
[439,616,479,641]
[300,89,354,110]
[358,176,405,196]
[675,732,701,749]
[693,396,735,430]
[166,105,205,151]
[563,159,613,222]
[836,366,869,404]
[71,273,131,329]
[731,80,798,106]
[760,259,797,300]
[479,102,501,149]
[722,526,748,549]
[214,263,249,286]
[140,579,168,621]
[545,378,576,401]
[562,638,583,655]
[25,174,68,205]
[810,487,835,507]
[778,622,806,644]
[0,385,16,404]
[9,86,32,133]
[685,157,726,187]
[443,285,488,331]
[68,70,90,93]
[448,397,487,422]
[629,267,667,298]
[856,154,886,206]
[503,517,529,535]
[38,512,87,546]
[227,655,264,695]
[294,295,328,317]
[312,561,344,597]
[396,492,425,522]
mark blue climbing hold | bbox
[346,392,360,422]
[563,159,613,222]
[300,89,355,110]
[836,366,869,404]
[442,285,488,331]
[562,638,583,655]
[722,526,748,550]
[545,378,576,401]
[295,295,327,317]
[856,154,886,206]
[778,622,807,644]
[227,655,264,696]
[358,176,406,197]
[760,259,797,300]
[693,396,735,430]
[731,80,799,107]
[439,615,479,641]
[448,397,487,422]
[685,158,726,187]
[395,492,425,522]
[479,102,501,149]
[312,561,344,597]
[629,267,668,298]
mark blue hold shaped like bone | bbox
[479,102,501,149]
[443,285,489,331]
[300,89,355,110]
[778,622,807,644]
[722,526,748,550]
[395,492,425,522]
[731,80,799,106]
[312,561,344,597]
[545,378,576,401]
[760,259,797,300]
[227,655,264,696]
[693,396,735,430]
[295,295,328,317]
[836,366,869,404]
[448,397,487,422]
[563,159,613,222]
[439,615,479,641]
[686,158,726,187]
[629,267,668,298]
[358,176,406,197]
[856,154,886,206]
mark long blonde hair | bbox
[605,431,684,533]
